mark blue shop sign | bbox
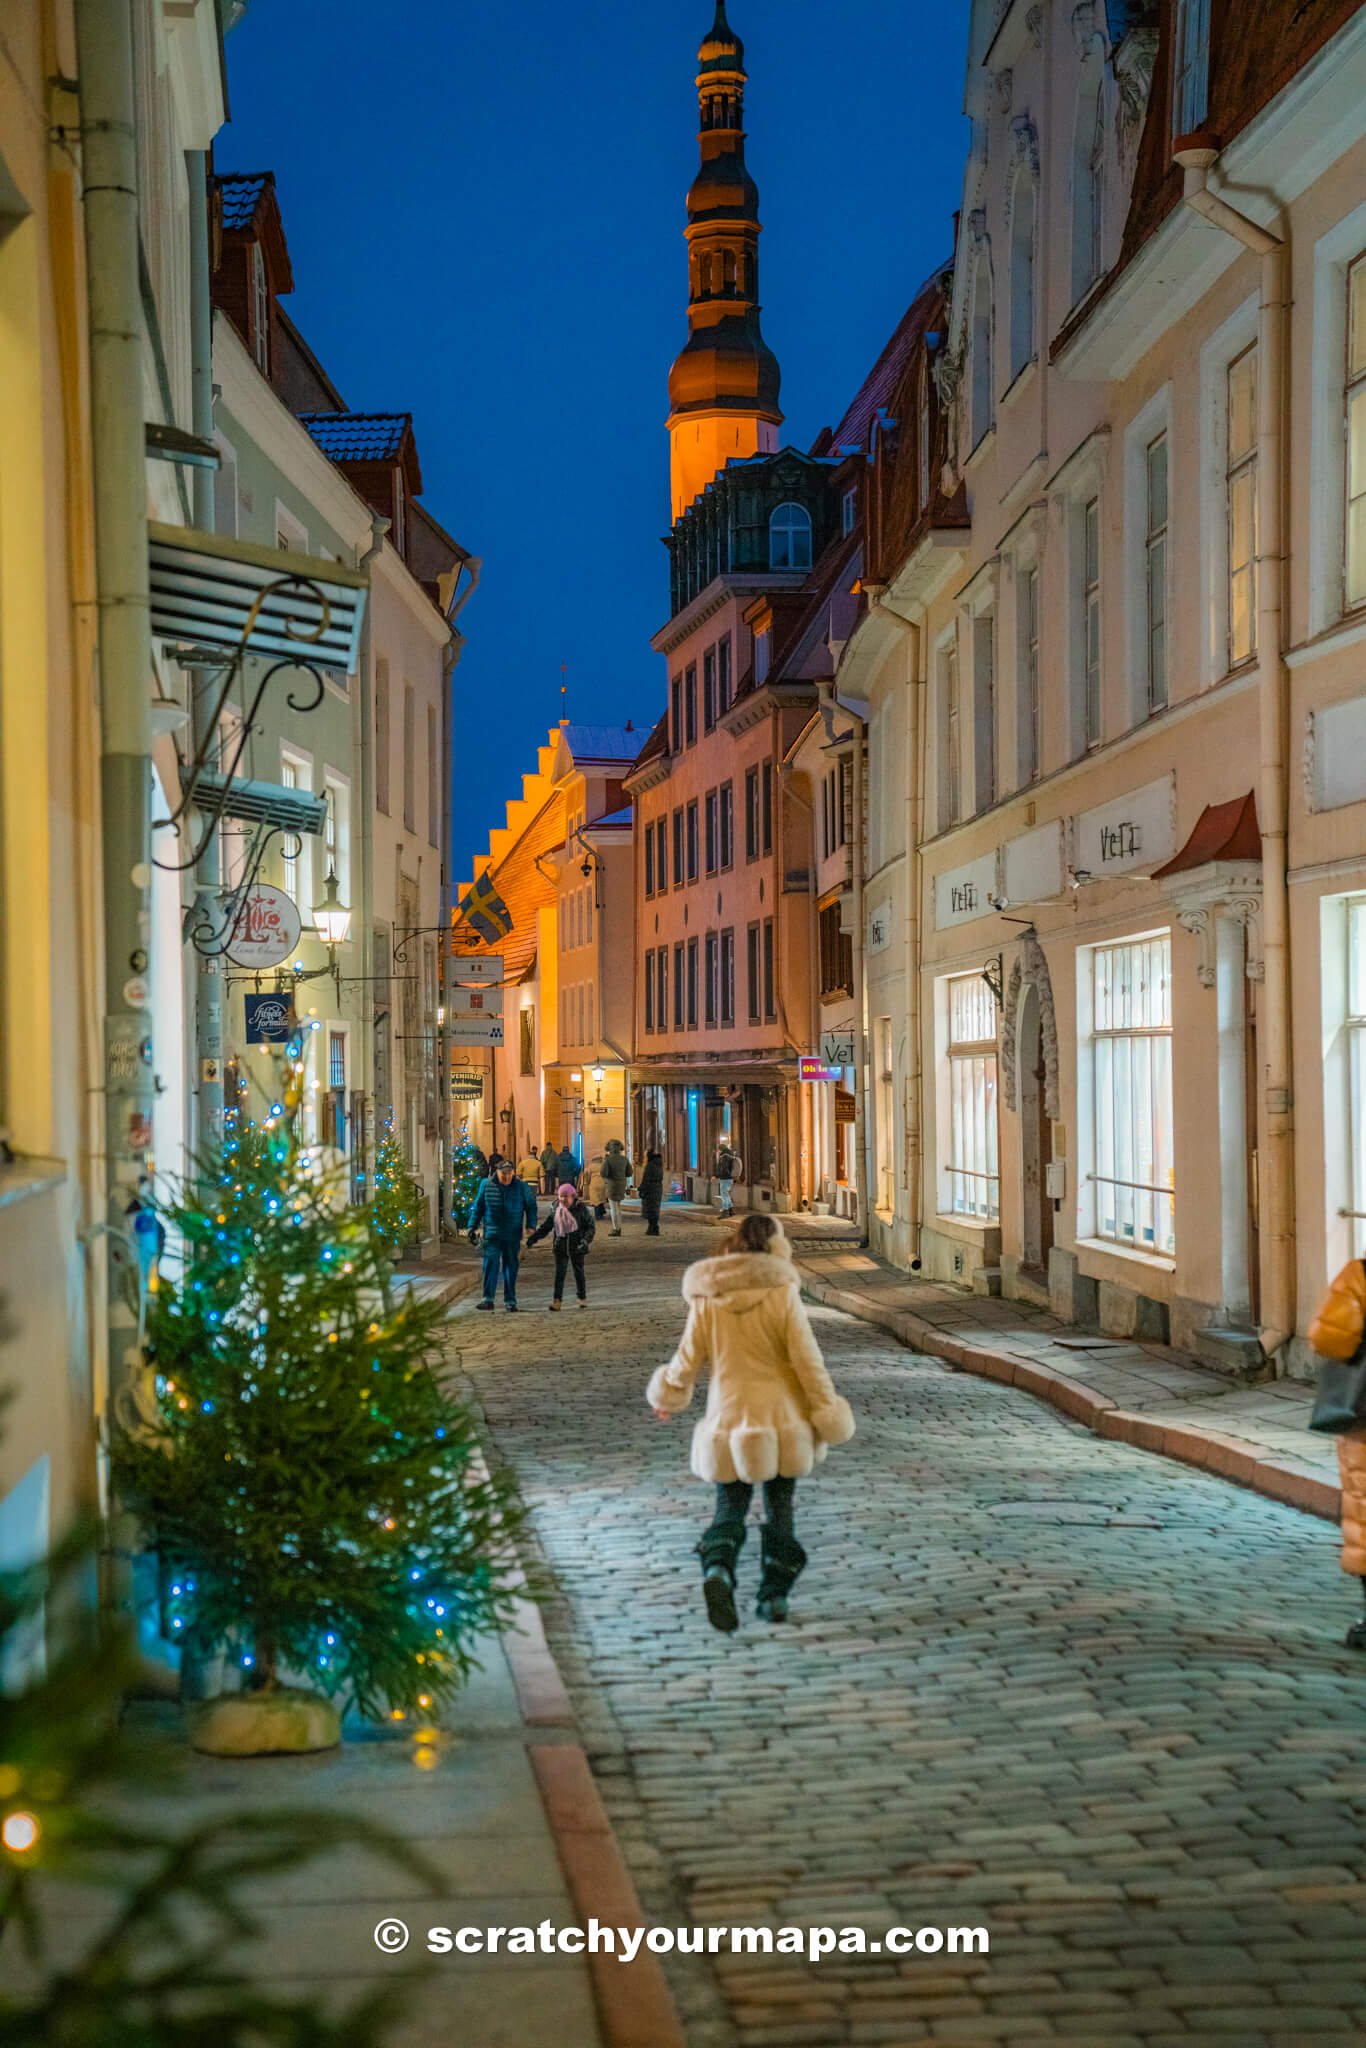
[244,992,294,1045]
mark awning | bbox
[191,771,327,836]
[1153,791,1260,878]
[148,522,368,670]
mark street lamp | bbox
[312,868,351,947]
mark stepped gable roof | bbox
[455,785,567,983]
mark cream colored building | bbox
[858,0,1366,1377]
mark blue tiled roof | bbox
[590,807,632,828]
[298,412,411,464]
[561,724,641,763]
[218,173,269,231]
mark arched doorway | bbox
[1018,981,1053,1279]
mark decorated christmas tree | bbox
[371,1117,422,1253]
[449,1135,488,1230]
[109,1064,527,1737]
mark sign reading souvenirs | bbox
[799,1056,841,1083]
[224,885,302,969]
[935,852,997,930]
[820,1029,856,1070]
[451,954,504,984]
[244,993,294,1045]
[450,1068,486,1101]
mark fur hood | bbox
[682,1239,797,1311]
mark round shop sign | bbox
[225,885,303,969]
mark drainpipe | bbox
[849,708,870,1244]
[356,515,388,1200]
[440,627,457,1228]
[777,759,817,1207]
[76,0,156,1504]
[1176,145,1293,1357]
[186,149,222,1157]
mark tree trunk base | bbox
[188,1687,342,1756]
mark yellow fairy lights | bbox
[2,1810,41,1854]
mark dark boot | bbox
[1349,1579,1366,1651]
[756,1527,807,1623]
[696,1518,746,1634]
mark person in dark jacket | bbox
[556,1145,580,1191]
[638,1151,664,1235]
[602,1141,630,1236]
[468,1159,538,1311]
[527,1183,597,1308]
[539,1141,559,1194]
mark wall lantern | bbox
[312,868,351,947]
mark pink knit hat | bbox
[556,1182,578,1202]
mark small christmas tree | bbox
[371,1116,421,1253]
[110,1077,527,1731]
[450,1136,487,1230]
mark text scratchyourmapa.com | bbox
[372,1917,989,1963]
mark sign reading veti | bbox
[820,1029,855,1070]
[799,1056,841,1083]
[225,885,302,969]
[448,1015,504,1046]
[451,955,503,983]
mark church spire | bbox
[666,3,782,523]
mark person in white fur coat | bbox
[646,1212,856,1633]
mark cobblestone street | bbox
[451,1214,1366,2048]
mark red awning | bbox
[1152,791,1260,878]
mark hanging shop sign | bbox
[820,1028,856,1070]
[448,1015,505,1046]
[244,992,294,1045]
[799,1056,841,1083]
[449,984,501,1018]
[450,1068,486,1101]
[451,954,504,983]
[225,885,302,969]
[834,1088,856,1125]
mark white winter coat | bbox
[645,1236,856,1483]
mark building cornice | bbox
[652,571,805,658]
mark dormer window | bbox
[251,242,270,375]
[769,501,812,571]
[842,486,858,537]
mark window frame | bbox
[1225,342,1259,672]
[1144,430,1170,713]
[1346,250,1366,613]
[1083,931,1176,1260]
[1019,559,1041,784]
[720,927,736,1028]
[942,972,1000,1222]
[769,501,813,572]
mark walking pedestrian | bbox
[1307,1258,1366,1648]
[602,1140,630,1236]
[539,1141,559,1195]
[556,1144,580,1192]
[713,1141,743,1218]
[516,1145,542,1187]
[527,1182,597,1309]
[467,1157,538,1312]
[646,1212,855,1633]
[586,1154,608,1219]
[638,1150,664,1235]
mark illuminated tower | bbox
[667,2,783,521]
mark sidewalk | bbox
[393,1238,483,1312]
[790,1235,1342,1527]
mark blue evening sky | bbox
[218,1,970,858]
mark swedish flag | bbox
[458,870,513,945]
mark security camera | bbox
[988,893,1009,912]
[1067,867,1092,890]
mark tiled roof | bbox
[588,806,632,828]
[818,275,948,459]
[561,723,641,764]
[297,412,412,464]
[218,173,270,231]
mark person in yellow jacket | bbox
[516,1149,542,1188]
[1306,1259,1366,1649]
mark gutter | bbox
[1176,143,1292,1358]
[356,515,389,1195]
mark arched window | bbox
[769,502,812,571]
[1009,171,1036,380]
[722,249,737,294]
[1071,70,1105,305]
[699,252,714,298]
[969,256,993,450]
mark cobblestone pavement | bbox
[450,1214,1366,2048]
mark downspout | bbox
[1176,146,1293,1357]
[849,708,870,1243]
[440,625,458,1231]
[356,515,389,1200]
[75,0,157,1512]
[186,149,221,1158]
[777,759,817,1206]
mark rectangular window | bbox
[1083,497,1102,747]
[1145,432,1168,712]
[687,936,699,1028]
[685,664,698,746]
[945,973,999,1220]
[720,927,736,1027]
[747,923,760,1022]
[1020,563,1040,784]
[280,751,311,907]
[375,657,391,815]
[761,760,773,854]
[1227,344,1258,668]
[839,757,852,846]
[1172,0,1211,137]
[323,771,350,904]
[673,942,686,1029]
[656,949,667,1032]
[280,755,300,902]
[427,705,440,846]
[402,682,416,831]
[942,636,961,828]
[762,917,775,1022]
[1347,899,1366,1255]
[1090,933,1175,1256]
[329,1030,346,1091]
[842,485,858,536]
[974,611,996,809]
[670,674,683,753]
[672,807,684,887]
[719,780,734,869]
[744,766,760,859]
[1346,253,1366,610]
[718,634,733,712]
[520,1007,535,1076]
[644,950,655,1032]
[703,647,717,732]
[705,932,719,1027]
[821,774,832,859]
[644,822,655,897]
[656,817,667,893]
[251,242,270,374]
[818,899,854,998]
[686,799,699,882]
[704,789,719,875]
